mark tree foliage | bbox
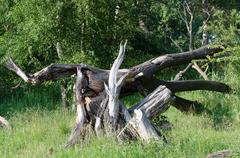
[0,0,239,95]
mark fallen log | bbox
[6,48,230,97]
[6,42,231,146]
[6,45,230,115]
[6,45,224,86]
[135,76,231,94]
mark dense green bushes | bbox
[0,0,239,97]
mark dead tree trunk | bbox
[56,42,70,109]
[104,41,128,132]
[6,42,231,146]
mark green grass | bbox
[1,81,240,157]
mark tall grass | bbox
[0,65,240,157]
[1,106,240,158]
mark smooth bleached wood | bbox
[105,41,128,130]
[129,86,172,118]
[118,109,160,142]
[65,67,86,148]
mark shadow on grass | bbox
[173,91,236,129]
[189,92,235,129]
[207,102,233,129]
[188,102,233,129]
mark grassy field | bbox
[0,83,240,158]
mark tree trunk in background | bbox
[61,80,69,108]
[56,42,70,109]
[202,0,210,46]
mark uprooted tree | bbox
[6,41,231,147]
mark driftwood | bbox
[6,42,231,145]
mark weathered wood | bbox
[105,41,128,130]
[92,92,108,136]
[138,76,231,94]
[117,85,173,141]
[192,62,209,80]
[135,77,207,113]
[65,67,87,147]
[6,45,224,86]
[6,58,29,83]
[6,45,230,118]
[129,45,223,77]
[0,116,10,128]
[5,42,233,146]
[163,80,230,93]
[117,109,161,142]
[129,86,172,118]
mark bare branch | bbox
[174,63,193,80]
[192,62,209,80]
[6,58,30,83]
[56,42,63,59]
[106,40,128,129]
[130,45,224,78]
